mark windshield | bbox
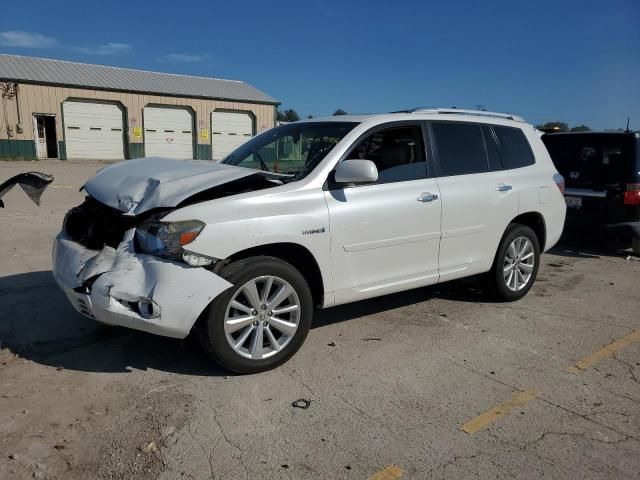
[222,122,357,181]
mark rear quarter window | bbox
[494,126,535,169]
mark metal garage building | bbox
[0,54,279,160]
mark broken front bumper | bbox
[52,230,232,338]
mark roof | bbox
[298,114,382,123]
[299,110,528,127]
[0,54,279,105]
[397,107,525,122]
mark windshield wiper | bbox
[253,149,270,172]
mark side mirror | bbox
[334,159,378,184]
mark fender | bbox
[164,185,334,300]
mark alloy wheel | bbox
[503,236,535,292]
[224,276,301,360]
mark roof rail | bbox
[396,107,525,122]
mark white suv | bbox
[53,108,566,373]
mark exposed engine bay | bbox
[66,173,279,251]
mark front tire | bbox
[197,256,313,374]
[632,237,640,256]
[487,224,540,301]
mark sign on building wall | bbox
[198,120,208,141]
[130,117,142,140]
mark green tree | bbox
[277,108,300,122]
[569,125,591,132]
[333,109,348,116]
[535,121,569,132]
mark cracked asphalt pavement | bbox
[1,160,639,479]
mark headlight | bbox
[136,220,205,259]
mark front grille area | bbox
[64,196,136,250]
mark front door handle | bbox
[496,183,513,192]
[417,192,439,202]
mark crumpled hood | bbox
[83,157,259,215]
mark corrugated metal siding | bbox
[0,83,277,158]
[0,55,278,104]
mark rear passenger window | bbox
[431,123,488,176]
[494,126,535,169]
[482,125,503,171]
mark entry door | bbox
[436,170,516,274]
[325,123,442,305]
[33,116,48,159]
[429,122,518,279]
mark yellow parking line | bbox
[461,389,537,435]
[568,330,640,374]
[367,465,405,480]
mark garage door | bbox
[63,101,124,160]
[144,107,194,159]
[211,111,253,161]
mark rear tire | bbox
[486,224,540,301]
[197,256,313,374]
[632,237,640,256]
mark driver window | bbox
[346,125,427,183]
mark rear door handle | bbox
[417,192,439,202]
[496,183,512,192]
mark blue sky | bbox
[2,0,639,129]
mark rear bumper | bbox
[52,230,233,338]
[545,204,566,252]
[564,210,640,239]
[563,190,640,239]
[603,221,640,237]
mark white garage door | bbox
[63,101,124,160]
[211,111,253,161]
[144,107,194,159]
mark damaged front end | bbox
[53,157,286,338]
[53,197,232,338]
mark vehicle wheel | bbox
[197,256,313,374]
[487,224,540,301]
[632,237,640,257]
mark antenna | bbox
[626,117,630,133]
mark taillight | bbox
[553,173,565,195]
[624,183,640,205]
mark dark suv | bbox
[542,131,640,255]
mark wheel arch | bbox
[219,242,326,307]
[510,211,547,251]
[491,211,547,269]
